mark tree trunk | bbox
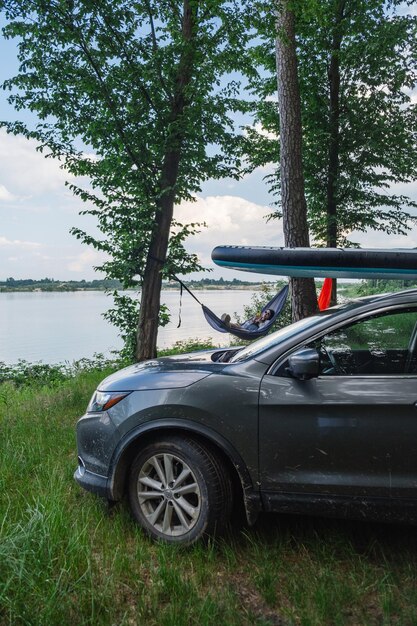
[326,0,346,306]
[275,2,318,321]
[135,0,196,361]
[135,186,176,362]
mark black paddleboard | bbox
[211,246,417,280]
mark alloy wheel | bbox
[136,452,201,536]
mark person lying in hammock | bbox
[221,308,274,332]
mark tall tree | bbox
[1,0,244,361]
[299,0,417,245]
[275,1,318,320]
[245,0,417,302]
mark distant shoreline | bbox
[0,278,276,293]
[0,284,270,293]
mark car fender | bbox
[107,418,260,524]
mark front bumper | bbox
[74,410,117,500]
[74,464,109,499]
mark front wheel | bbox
[128,436,232,544]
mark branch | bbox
[90,2,166,112]
[144,0,172,100]
[20,0,155,192]
[76,37,143,167]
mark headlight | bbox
[87,390,131,413]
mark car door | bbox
[259,306,417,500]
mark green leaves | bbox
[1,0,247,358]
[245,0,417,247]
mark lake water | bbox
[0,290,257,364]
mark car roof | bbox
[350,288,417,304]
[317,288,417,315]
[346,287,417,302]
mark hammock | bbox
[173,276,290,340]
[202,284,289,339]
[173,276,331,340]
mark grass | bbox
[2,368,417,625]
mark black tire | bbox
[128,436,232,544]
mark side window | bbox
[310,309,417,376]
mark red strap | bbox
[318,278,332,311]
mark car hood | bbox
[98,349,229,392]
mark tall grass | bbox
[2,367,417,625]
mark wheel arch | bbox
[107,419,260,525]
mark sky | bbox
[1,14,417,283]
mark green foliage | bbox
[103,291,171,362]
[244,0,417,246]
[103,292,141,363]
[357,278,417,296]
[187,277,266,288]
[157,337,218,357]
[1,0,247,357]
[0,277,122,292]
[0,354,116,387]
[0,340,219,388]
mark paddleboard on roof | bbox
[211,246,417,280]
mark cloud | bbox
[0,184,15,201]
[176,195,281,240]
[175,195,284,278]
[0,239,109,280]
[0,129,71,197]
[353,228,417,249]
[0,236,41,249]
[67,248,109,273]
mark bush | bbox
[0,353,118,387]
[158,338,217,357]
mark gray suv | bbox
[75,289,417,544]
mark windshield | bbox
[229,300,361,363]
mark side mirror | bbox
[287,348,320,380]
